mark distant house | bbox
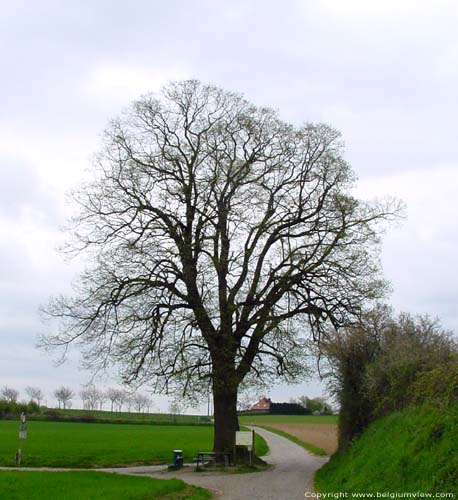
[249,397,271,413]
[245,397,310,415]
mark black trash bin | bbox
[173,449,183,467]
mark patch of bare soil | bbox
[266,423,338,455]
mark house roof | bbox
[249,397,271,411]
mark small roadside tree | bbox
[169,400,183,423]
[132,393,151,413]
[106,387,123,412]
[142,394,153,413]
[80,386,104,410]
[25,387,44,406]
[116,390,129,412]
[1,386,19,403]
[97,389,106,410]
[41,80,400,454]
[54,386,74,410]
[304,396,332,414]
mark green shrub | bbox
[364,314,456,420]
[410,362,458,407]
[318,308,457,451]
[0,399,40,418]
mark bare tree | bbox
[80,387,90,410]
[1,386,19,403]
[41,80,400,454]
[97,389,106,411]
[131,393,151,413]
[80,386,102,410]
[53,386,74,410]
[125,394,134,413]
[25,387,44,406]
[143,395,152,413]
[106,387,123,412]
[34,388,44,406]
[169,400,183,421]
[116,390,129,412]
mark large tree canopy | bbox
[42,80,400,453]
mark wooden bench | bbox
[195,451,232,469]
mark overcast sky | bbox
[1,0,457,412]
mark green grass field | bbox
[0,471,211,500]
[0,420,267,467]
[239,414,337,424]
[315,403,458,496]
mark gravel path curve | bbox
[105,426,329,500]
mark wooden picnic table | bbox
[195,451,232,468]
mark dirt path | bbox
[104,426,329,500]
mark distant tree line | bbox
[0,385,153,415]
[269,402,309,415]
[0,386,40,416]
[291,396,334,415]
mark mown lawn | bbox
[0,420,267,467]
[0,421,213,467]
[0,471,211,500]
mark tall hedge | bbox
[269,403,311,415]
[409,362,458,407]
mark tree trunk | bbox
[212,372,239,457]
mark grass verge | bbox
[252,428,269,457]
[0,471,211,500]
[315,403,458,497]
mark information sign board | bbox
[236,431,253,446]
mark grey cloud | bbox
[1,0,457,402]
[3,1,457,178]
[0,156,62,225]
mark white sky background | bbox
[1,0,457,412]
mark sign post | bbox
[16,412,27,466]
[235,430,255,465]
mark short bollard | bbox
[173,449,183,468]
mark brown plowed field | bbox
[265,423,338,455]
